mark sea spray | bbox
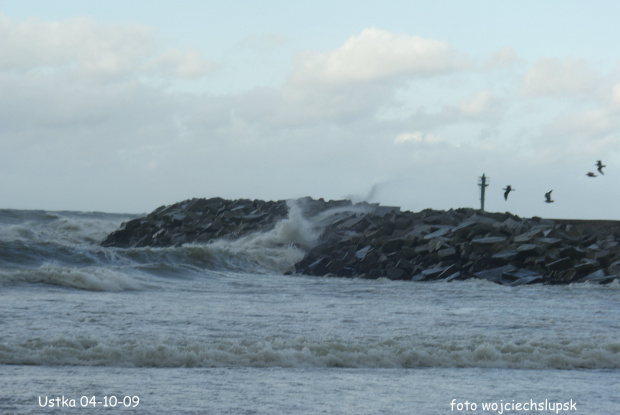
[180,200,322,273]
[181,199,373,273]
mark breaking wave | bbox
[0,264,143,292]
[0,204,324,290]
[1,201,374,291]
[2,335,618,370]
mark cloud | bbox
[290,28,466,86]
[0,13,215,81]
[613,82,620,108]
[1,14,617,219]
[150,48,217,78]
[394,131,442,144]
[484,47,520,69]
[521,58,600,98]
[271,28,470,125]
[458,90,499,118]
[0,14,153,77]
[543,109,617,140]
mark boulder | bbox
[102,196,620,285]
[582,270,617,284]
[471,236,508,254]
[474,265,517,284]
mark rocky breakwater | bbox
[101,197,351,248]
[102,197,620,285]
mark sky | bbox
[1,1,620,219]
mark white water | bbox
[1,208,619,414]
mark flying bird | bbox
[596,160,606,175]
[503,185,514,200]
[545,190,554,203]
[586,172,598,177]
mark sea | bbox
[1,207,619,414]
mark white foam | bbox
[177,200,324,273]
[0,211,132,245]
[0,263,143,291]
[2,335,618,369]
[178,200,379,274]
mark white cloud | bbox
[484,47,520,69]
[543,109,616,139]
[0,13,214,81]
[150,48,216,78]
[291,28,466,86]
[458,90,497,117]
[273,28,469,125]
[612,82,620,108]
[394,131,442,144]
[521,58,600,98]
[1,12,618,219]
[0,14,153,76]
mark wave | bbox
[0,209,134,246]
[0,264,143,292]
[2,335,619,370]
[1,202,332,279]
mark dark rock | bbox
[355,246,372,260]
[412,266,448,281]
[423,226,453,239]
[471,236,508,254]
[474,265,517,284]
[365,268,385,279]
[537,237,563,247]
[438,247,458,261]
[546,257,573,271]
[502,268,543,286]
[582,270,616,284]
[491,250,519,265]
[513,229,543,243]
[101,196,620,285]
[386,267,410,280]
[559,246,586,260]
[516,243,542,259]
[394,259,415,273]
[428,237,450,252]
[445,271,467,282]
[607,260,620,275]
[382,238,405,254]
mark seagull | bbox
[586,172,598,177]
[545,190,554,203]
[503,185,514,200]
[596,160,606,175]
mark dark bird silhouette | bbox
[586,172,598,177]
[596,160,605,175]
[545,190,554,203]
[503,185,514,200]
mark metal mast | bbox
[478,173,489,211]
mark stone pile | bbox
[102,197,620,285]
[295,205,620,285]
[101,197,349,248]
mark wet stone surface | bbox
[102,197,620,285]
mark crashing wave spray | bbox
[184,199,375,274]
[346,180,392,204]
[185,200,322,273]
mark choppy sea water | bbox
[1,208,619,414]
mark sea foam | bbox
[2,335,618,370]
